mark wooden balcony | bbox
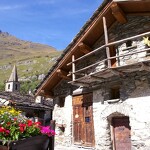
[67,30,150,87]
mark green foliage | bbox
[20,80,40,94]
[0,83,5,92]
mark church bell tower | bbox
[5,65,20,92]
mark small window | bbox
[59,126,65,135]
[110,87,120,99]
[8,84,10,89]
[126,40,132,47]
[58,97,65,107]
[15,84,18,90]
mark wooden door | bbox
[112,117,131,150]
[73,105,83,144]
[73,94,94,147]
[82,93,94,147]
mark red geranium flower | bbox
[34,121,41,127]
[19,123,26,133]
[7,122,11,126]
[14,118,17,121]
[27,120,32,126]
[0,127,5,132]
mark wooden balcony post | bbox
[103,17,111,68]
[72,55,75,81]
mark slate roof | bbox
[8,65,18,82]
[0,92,53,110]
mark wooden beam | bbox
[140,62,150,71]
[72,55,75,81]
[39,89,53,97]
[57,69,71,80]
[111,2,127,24]
[78,42,92,54]
[69,81,90,87]
[109,69,125,77]
[103,17,111,68]
[90,75,105,81]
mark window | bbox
[58,97,65,107]
[15,84,18,90]
[126,40,132,47]
[110,87,120,99]
[8,84,10,89]
[59,126,65,135]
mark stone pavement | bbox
[55,145,95,150]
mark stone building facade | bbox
[52,14,150,149]
[35,0,150,149]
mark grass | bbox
[0,31,62,87]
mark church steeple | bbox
[8,65,18,82]
[5,65,20,92]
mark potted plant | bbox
[0,106,55,150]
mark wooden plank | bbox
[73,95,83,105]
[103,17,111,68]
[73,94,94,147]
[111,2,127,24]
[112,117,131,150]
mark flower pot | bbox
[0,135,50,150]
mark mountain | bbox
[0,31,62,92]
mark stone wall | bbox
[93,72,150,150]
[53,94,73,147]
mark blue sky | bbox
[0,0,102,50]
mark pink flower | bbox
[50,130,56,136]
[40,126,50,134]
[40,126,55,137]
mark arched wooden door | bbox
[73,93,94,147]
[112,117,131,150]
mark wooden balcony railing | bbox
[67,17,150,84]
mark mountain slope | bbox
[0,31,61,89]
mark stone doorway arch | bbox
[100,103,132,150]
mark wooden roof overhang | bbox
[35,0,150,97]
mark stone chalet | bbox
[35,0,150,149]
